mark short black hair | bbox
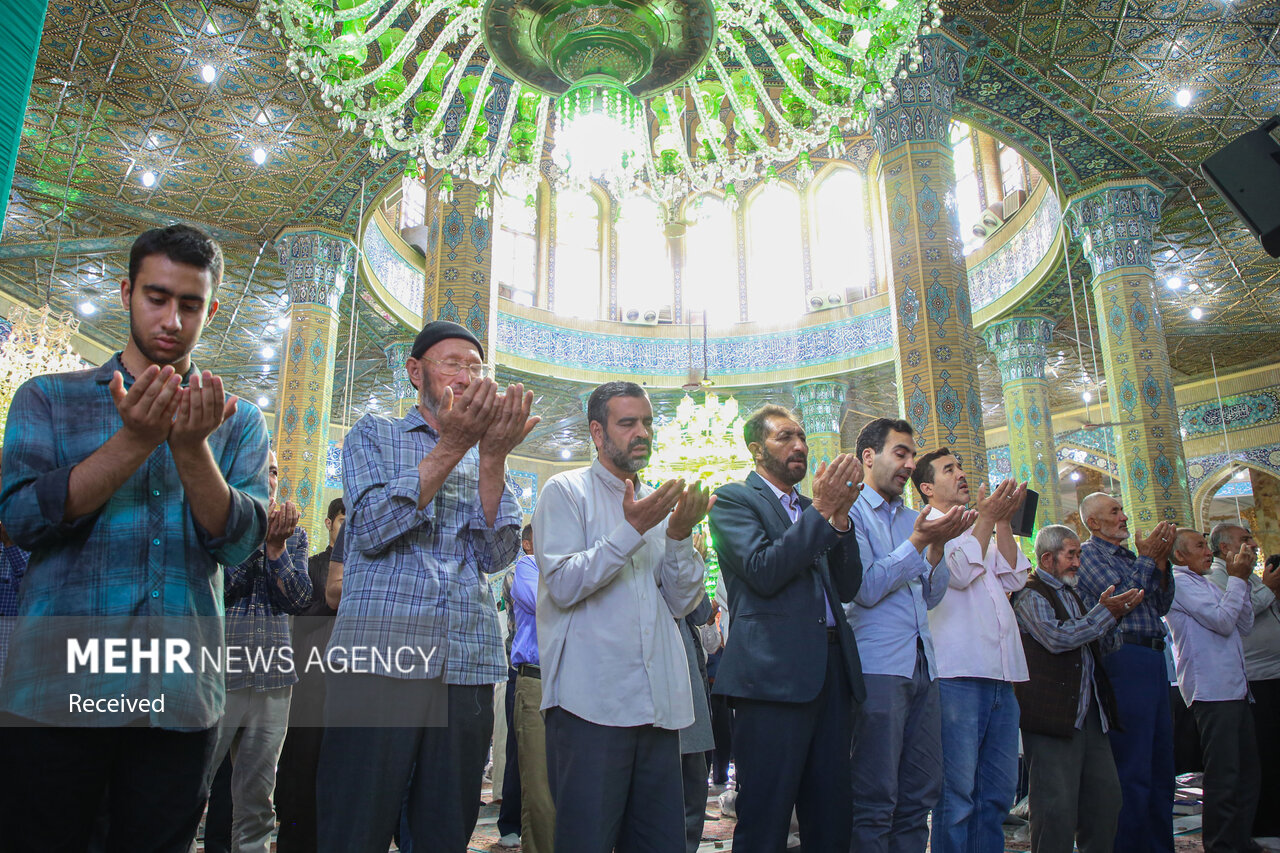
[128,224,224,293]
[911,446,955,502]
[326,497,346,522]
[856,417,914,460]
[521,523,533,541]
[743,404,797,449]
[586,381,647,429]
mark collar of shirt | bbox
[1036,570,1066,591]
[759,476,801,520]
[858,484,906,520]
[397,404,436,436]
[590,458,637,496]
[1089,536,1136,561]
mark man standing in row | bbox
[511,524,555,853]
[534,381,711,853]
[1206,522,1280,846]
[1076,493,1176,853]
[1015,524,1139,853]
[0,225,270,850]
[913,451,1029,853]
[1167,528,1258,853]
[847,418,972,852]
[709,404,865,853]
[319,320,537,853]
[209,450,311,853]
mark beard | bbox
[761,449,806,487]
[602,431,650,473]
[1061,573,1079,588]
[419,381,444,417]
[128,307,188,368]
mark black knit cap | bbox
[410,320,484,361]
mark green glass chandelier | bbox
[260,0,939,203]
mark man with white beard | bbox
[1012,524,1144,853]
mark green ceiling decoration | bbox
[0,0,48,240]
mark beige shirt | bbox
[533,461,706,729]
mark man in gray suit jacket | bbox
[708,404,866,853]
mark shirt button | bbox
[151,489,160,497]
[151,590,159,599]
[152,538,161,546]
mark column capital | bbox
[872,34,969,153]
[275,227,357,312]
[981,315,1055,383]
[793,380,846,435]
[1064,179,1165,278]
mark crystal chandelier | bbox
[0,305,85,436]
[646,393,754,489]
[259,0,939,204]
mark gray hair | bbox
[1173,527,1204,560]
[1208,522,1250,557]
[1035,524,1080,563]
[1078,492,1116,527]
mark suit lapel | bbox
[747,471,794,530]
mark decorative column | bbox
[386,340,417,418]
[275,227,356,541]
[982,315,1062,544]
[873,34,987,484]
[793,380,846,496]
[423,172,497,357]
[1251,469,1280,560]
[1066,180,1191,527]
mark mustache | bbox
[787,452,806,463]
[629,439,651,451]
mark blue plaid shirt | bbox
[0,356,270,728]
[224,527,311,691]
[0,541,30,679]
[330,407,522,685]
[1077,536,1175,641]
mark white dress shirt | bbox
[924,507,1030,682]
[532,460,706,730]
[1206,557,1280,682]
[1166,565,1254,704]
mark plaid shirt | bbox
[1077,536,1175,640]
[223,527,311,691]
[0,356,269,729]
[330,407,522,685]
[0,542,30,679]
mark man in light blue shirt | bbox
[846,418,973,852]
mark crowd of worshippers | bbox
[0,223,1276,853]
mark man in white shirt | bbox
[911,448,1029,853]
[1205,523,1280,845]
[1166,528,1258,853]
[532,381,712,853]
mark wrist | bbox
[265,542,286,560]
[829,516,850,533]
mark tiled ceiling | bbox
[1,0,1276,460]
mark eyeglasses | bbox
[420,356,492,380]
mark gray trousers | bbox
[206,686,292,853]
[1022,704,1121,853]
[849,649,942,853]
[681,751,708,853]
[1192,699,1261,853]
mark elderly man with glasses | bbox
[316,320,539,853]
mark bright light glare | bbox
[1070,472,1081,482]
[141,171,156,187]
[256,396,269,408]
[261,346,275,359]
[1175,88,1193,107]
[1082,390,1093,403]
[78,302,96,315]
[559,449,572,459]
[1166,276,1182,289]
[252,147,267,165]
[201,64,217,83]
[553,111,642,184]
[1190,306,1204,320]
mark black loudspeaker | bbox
[1201,115,1280,258]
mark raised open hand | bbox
[811,453,863,523]
[1227,541,1256,580]
[668,481,717,541]
[479,382,539,460]
[170,370,238,451]
[623,478,684,535]
[109,365,182,448]
[1135,520,1177,565]
[436,378,499,453]
[911,504,977,549]
[1100,584,1145,619]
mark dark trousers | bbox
[681,751,709,853]
[1192,699,1260,853]
[545,706,684,853]
[1103,644,1175,853]
[497,666,522,837]
[274,724,324,853]
[316,675,493,853]
[709,692,734,784]
[1022,704,1121,853]
[0,719,215,853]
[202,754,232,853]
[1249,677,1280,837]
[732,641,853,853]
